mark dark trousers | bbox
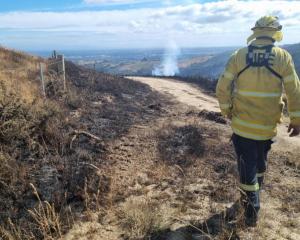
[232,134,272,219]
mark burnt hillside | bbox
[0,47,167,239]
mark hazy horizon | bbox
[14,40,296,59]
[26,46,235,62]
[28,45,238,52]
[1,1,300,50]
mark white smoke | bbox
[152,41,181,76]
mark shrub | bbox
[119,196,172,239]
[157,124,205,167]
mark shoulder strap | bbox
[266,65,283,80]
[264,45,283,80]
[237,44,283,80]
[237,64,251,79]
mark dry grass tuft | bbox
[0,218,24,240]
[27,184,62,240]
[119,196,173,239]
[0,184,64,240]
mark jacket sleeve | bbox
[282,53,300,125]
[216,52,237,118]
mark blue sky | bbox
[1,0,300,50]
[0,0,215,12]
[1,0,79,12]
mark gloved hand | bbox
[288,124,300,137]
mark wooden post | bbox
[62,55,66,92]
[39,62,46,97]
[52,50,57,59]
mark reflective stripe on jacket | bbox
[216,39,300,140]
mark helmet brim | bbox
[251,25,282,31]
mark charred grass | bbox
[0,49,169,239]
[157,123,205,167]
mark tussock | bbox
[119,196,173,239]
[27,184,62,239]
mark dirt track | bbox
[128,76,300,157]
[128,76,220,112]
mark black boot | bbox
[245,214,258,227]
[241,193,259,228]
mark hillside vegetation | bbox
[0,47,165,239]
[0,47,44,102]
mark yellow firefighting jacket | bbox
[216,39,300,140]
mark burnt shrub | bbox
[198,110,227,124]
[157,124,205,167]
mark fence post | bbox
[62,55,66,92]
[39,62,46,97]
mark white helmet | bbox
[251,16,282,31]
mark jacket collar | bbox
[251,38,275,46]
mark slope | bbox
[0,47,167,240]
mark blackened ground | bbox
[0,59,172,239]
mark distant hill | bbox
[179,50,232,79]
[69,47,233,77]
[80,56,215,76]
[94,58,159,76]
[284,43,300,75]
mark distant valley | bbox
[33,43,300,79]
[69,47,233,79]
[32,47,234,79]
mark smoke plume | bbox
[152,41,180,76]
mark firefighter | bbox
[216,16,300,227]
